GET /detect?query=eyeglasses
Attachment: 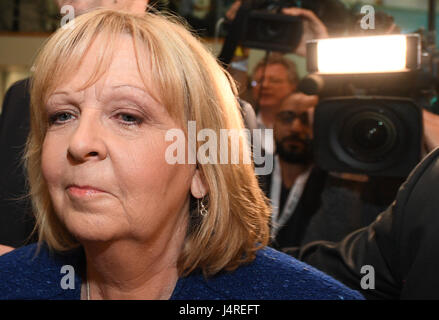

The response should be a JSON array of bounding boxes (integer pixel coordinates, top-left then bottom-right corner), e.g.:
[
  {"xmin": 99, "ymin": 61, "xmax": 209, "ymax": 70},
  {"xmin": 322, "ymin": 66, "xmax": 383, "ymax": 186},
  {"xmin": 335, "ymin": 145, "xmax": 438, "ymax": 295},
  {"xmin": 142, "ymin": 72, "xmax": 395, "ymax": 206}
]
[
  {"xmin": 276, "ymin": 111, "xmax": 309, "ymax": 125},
  {"xmin": 251, "ymin": 77, "xmax": 289, "ymax": 87}
]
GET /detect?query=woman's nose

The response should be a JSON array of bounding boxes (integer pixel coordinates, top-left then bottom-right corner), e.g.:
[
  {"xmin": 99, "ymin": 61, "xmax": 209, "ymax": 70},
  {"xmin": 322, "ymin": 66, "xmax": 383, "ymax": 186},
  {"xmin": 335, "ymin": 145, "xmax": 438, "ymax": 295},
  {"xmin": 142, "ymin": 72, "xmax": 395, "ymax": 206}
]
[{"xmin": 67, "ymin": 110, "xmax": 107, "ymax": 163}]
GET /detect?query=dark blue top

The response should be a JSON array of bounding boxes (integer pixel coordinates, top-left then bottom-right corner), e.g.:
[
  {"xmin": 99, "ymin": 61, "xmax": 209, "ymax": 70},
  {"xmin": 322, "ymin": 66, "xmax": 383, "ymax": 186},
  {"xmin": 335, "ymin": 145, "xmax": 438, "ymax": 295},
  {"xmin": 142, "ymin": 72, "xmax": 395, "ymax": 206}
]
[{"xmin": 0, "ymin": 243, "xmax": 363, "ymax": 300}]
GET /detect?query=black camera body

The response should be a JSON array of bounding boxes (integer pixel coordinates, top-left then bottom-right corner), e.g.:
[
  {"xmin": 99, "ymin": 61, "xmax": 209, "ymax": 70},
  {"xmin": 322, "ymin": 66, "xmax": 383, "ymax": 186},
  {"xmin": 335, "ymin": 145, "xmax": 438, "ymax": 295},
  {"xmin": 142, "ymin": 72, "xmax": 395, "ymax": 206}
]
[
  {"xmin": 238, "ymin": 0, "xmax": 305, "ymax": 53},
  {"xmin": 218, "ymin": 0, "xmax": 309, "ymax": 64},
  {"xmin": 241, "ymin": 10, "xmax": 303, "ymax": 52},
  {"xmin": 301, "ymin": 32, "xmax": 426, "ymax": 178},
  {"xmin": 313, "ymin": 97, "xmax": 423, "ymax": 177}
]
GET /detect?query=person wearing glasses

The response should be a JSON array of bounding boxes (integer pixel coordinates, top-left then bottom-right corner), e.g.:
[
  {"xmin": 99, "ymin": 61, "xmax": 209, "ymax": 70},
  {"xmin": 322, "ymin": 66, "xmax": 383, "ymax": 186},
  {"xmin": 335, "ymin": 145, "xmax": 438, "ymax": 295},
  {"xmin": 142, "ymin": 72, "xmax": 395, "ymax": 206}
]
[
  {"xmin": 259, "ymin": 92, "xmax": 327, "ymax": 249},
  {"xmin": 260, "ymin": 91, "xmax": 399, "ymax": 250},
  {"xmin": 250, "ymin": 55, "xmax": 300, "ymax": 130}
]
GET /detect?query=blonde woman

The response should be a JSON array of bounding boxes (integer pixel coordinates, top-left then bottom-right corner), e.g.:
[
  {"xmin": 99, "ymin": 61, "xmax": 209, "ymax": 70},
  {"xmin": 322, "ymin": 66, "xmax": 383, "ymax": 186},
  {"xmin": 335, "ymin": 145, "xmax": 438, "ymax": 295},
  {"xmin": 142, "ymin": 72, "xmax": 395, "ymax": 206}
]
[{"xmin": 0, "ymin": 10, "xmax": 362, "ymax": 300}]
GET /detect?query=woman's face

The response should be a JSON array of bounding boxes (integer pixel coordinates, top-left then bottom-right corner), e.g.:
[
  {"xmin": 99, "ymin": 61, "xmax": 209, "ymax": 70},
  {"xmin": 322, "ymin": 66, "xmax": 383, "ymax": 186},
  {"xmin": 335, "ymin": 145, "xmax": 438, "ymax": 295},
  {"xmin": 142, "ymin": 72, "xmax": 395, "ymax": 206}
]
[{"xmin": 42, "ymin": 35, "xmax": 199, "ymax": 244}]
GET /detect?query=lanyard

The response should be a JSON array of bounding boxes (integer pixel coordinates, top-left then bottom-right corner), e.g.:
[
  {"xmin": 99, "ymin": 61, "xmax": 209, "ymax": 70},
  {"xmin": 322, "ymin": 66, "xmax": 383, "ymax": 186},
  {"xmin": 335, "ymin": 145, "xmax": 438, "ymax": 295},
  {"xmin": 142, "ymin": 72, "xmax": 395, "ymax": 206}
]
[
  {"xmin": 269, "ymin": 156, "xmax": 312, "ymax": 239},
  {"xmin": 256, "ymin": 113, "xmax": 275, "ymax": 154}
]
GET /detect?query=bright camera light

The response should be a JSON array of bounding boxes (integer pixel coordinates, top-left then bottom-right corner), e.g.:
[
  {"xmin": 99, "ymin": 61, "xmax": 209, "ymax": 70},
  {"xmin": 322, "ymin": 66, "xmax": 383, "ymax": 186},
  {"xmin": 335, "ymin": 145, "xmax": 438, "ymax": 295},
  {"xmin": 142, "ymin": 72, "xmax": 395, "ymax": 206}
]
[{"xmin": 314, "ymin": 35, "xmax": 413, "ymax": 74}]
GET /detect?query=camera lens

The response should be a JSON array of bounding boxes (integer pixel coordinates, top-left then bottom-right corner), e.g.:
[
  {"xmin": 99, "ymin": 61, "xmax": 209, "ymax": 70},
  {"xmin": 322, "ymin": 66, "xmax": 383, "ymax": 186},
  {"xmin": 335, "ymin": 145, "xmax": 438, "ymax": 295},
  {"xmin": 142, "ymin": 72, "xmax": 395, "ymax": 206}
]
[
  {"xmin": 340, "ymin": 111, "xmax": 398, "ymax": 163},
  {"xmin": 353, "ymin": 118, "xmax": 388, "ymax": 149},
  {"xmin": 319, "ymin": 98, "xmax": 420, "ymax": 176},
  {"xmin": 259, "ymin": 21, "xmax": 284, "ymax": 40}
]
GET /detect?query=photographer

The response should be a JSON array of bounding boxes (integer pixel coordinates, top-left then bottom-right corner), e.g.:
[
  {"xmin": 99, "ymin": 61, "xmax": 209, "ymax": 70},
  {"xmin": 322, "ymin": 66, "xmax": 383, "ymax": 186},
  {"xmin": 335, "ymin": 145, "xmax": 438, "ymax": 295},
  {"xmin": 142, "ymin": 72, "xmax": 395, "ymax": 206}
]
[
  {"xmin": 287, "ymin": 138, "xmax": 439, "ymax": 299},
  {"xmin": 262, "ymin": 91, "xmax": 405, "ymax": 249},
  {"xmin": 251, "ymin": 55, "xmax": 299, "ymax": 129},
  {"xmin": 224, "ymin": 1, "xmax": 329, "ymax": 123},
  {"xmin": 224, "ymin": 2, "xmax": 328, "ymax": 57},
  {"xmin": 277, "ymin": 5, "xmax": 439, "ymax": 299}
]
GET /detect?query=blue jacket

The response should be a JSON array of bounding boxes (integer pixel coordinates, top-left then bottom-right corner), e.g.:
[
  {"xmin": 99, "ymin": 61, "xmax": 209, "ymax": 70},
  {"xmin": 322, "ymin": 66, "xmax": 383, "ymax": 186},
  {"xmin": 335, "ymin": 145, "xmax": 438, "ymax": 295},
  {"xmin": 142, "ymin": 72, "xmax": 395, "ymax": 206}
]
[{"xmin": 0, "ymin": 243, "xmax": 363, "ymax": 300}]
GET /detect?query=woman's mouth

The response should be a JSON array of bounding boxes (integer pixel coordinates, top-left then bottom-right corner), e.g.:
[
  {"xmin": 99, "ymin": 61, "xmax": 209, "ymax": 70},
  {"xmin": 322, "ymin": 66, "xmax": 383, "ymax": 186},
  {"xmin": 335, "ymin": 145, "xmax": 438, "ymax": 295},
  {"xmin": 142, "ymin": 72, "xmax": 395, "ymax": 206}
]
[{"xmin": 66, "ymin": 185, "xmax": 106, "ymax": 197}]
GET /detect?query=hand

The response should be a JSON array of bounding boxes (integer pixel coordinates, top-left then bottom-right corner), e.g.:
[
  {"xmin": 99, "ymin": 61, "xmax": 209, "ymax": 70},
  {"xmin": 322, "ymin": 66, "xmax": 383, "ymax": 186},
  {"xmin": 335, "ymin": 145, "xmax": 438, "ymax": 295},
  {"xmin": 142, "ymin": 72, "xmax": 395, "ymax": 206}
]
[
  {"xmin": 225, "ymin": 0, "xmax": 242, "ymax": 21},
  {"xmin": 286, "ymin": 92, "xmax": 319, "ymax": 125},
  {"xmin": 0, "ymin": 244, "xmax": 14, "ymax": 256},
  {"xmin": 423, "ymin": 109, "xmax": 439, "ymax": 153},
  {"xmin": 281, "ymin": 7, "xmax": 329, "ymax": 57}
]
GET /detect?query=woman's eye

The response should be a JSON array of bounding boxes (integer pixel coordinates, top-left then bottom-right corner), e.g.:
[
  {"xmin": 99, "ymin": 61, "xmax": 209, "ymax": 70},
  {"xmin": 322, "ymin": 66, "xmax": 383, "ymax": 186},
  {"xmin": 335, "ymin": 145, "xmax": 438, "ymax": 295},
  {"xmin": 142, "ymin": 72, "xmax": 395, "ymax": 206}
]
[
  {"xmin": 117, "ymin": 113, "xmax": 143, "ymax": 126},
  {"xmin": 49, "ymin": 112, "xmax": 74, "ymax": 125}
]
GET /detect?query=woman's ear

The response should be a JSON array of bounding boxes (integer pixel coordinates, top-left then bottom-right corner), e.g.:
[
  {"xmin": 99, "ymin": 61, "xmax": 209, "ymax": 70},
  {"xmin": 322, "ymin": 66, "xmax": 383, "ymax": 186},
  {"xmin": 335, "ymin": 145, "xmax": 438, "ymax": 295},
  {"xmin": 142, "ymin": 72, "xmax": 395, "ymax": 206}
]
[{"xmin": 190, "ymin": 168, "xmax": 209, "ymax": 199}]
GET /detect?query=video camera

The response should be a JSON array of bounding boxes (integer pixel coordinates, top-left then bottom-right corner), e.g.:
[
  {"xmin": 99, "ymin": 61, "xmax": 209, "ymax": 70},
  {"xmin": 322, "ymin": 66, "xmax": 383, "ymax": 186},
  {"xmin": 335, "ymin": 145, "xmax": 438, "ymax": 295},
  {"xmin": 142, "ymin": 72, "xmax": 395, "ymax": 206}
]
[
  {"xmin": 297, "ymin": 0, "xmax": 439, "ymax": 178},
  {"xmin": 218, "ymin": 0, "xmax": 349, "ymax": 65},
  {"xmin": 219, "ymin": 0, "xmax": 437, "ymax": 178},
  {"xmin": 239, "ymin": 0, "xmax": 303, "ymax": 53},
  {"xmin": 301, "ymin": 33, "xmax": 426, "ymax": 177}
]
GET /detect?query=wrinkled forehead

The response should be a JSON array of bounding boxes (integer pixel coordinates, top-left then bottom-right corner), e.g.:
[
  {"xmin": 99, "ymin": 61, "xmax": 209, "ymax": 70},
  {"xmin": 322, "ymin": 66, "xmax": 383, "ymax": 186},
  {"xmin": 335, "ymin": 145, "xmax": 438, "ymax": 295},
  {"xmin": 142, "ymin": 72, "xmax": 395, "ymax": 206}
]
[
  {"xmin": 253, "ymin": 63, "xmax": 288, "ymax": 79},
  {"xmin": 33, "ymin": 11, "xmax": 194, "ymax": 132},
  {"xmin": 44, "ymin": 32, "xmax": 159, "ymax": 105},
  {"xmin": 52, "ymin": 34, "xmax": 145, "ymax": 93}
]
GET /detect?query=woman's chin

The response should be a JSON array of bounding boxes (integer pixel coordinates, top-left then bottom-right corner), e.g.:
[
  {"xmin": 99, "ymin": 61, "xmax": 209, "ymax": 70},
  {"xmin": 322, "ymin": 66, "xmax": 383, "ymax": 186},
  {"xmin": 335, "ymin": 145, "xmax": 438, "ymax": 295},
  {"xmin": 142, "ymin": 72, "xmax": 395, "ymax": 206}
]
[
  {"xmin": 74, "ymin": 231, "xmax": 116, "ymax": 243},
  {"xmin": 62, "ymin": 215, "xmax": 124, "ymax": 243},
  {"xmin": 72, "ymin": 229, "xmax": 118, "ymax": 244}
]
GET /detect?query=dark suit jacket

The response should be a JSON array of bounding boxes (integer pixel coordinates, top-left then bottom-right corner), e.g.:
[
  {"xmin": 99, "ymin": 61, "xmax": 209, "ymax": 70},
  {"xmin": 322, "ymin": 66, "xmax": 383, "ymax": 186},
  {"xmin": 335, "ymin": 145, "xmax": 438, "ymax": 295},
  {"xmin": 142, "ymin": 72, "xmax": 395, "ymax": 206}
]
[
  {"xmin": 292, "ymin": 148, "xmax": 439, "ymax": 299},
  {"xmin": 259, "ymin": 163, "xmax": 403, "ymax": 250},
  {"xmin": 0, "ymin": 78, "xmax": 35, "ymax": 247},
  {"xmin": 259, "ymin": 166, "xmax": 328, "ymax": 249}
]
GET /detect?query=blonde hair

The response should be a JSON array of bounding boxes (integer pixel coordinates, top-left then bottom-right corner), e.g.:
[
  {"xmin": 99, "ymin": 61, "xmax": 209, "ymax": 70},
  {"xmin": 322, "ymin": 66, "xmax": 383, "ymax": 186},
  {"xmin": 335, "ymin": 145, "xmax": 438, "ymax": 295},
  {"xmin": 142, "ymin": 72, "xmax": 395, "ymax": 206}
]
[{"xmin": 26, "ymin": 9, "xmax": 270, "ymax": 277}]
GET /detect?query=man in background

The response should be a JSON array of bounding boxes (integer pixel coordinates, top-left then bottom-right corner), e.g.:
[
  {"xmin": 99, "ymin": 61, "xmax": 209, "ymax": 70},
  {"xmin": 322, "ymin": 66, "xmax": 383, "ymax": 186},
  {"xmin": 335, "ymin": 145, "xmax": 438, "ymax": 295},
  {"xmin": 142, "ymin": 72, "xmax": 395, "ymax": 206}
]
[
  {"xmin": 250, "ymin": 55, "xmax": 299, "ymax": 129},
  {"xmin": 289, "ymin": 123, "xmax": 439, "ymax": 299},
  {"xmin": 259, "ymin": 92, "xmax": 326, "ymax": 249},
  {"xmin": 262, "ymin": 92, "xmax": 402, "ymax": 249}
]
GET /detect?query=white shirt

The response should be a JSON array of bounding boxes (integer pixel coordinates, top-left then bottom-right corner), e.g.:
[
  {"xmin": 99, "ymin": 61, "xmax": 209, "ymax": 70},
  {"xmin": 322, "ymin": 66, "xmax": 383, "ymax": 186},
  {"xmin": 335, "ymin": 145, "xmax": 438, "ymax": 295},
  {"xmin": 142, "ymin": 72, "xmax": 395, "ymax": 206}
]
[{"xmin": 269, "ymin": 155, "xmax": 312, "ymax": 239}]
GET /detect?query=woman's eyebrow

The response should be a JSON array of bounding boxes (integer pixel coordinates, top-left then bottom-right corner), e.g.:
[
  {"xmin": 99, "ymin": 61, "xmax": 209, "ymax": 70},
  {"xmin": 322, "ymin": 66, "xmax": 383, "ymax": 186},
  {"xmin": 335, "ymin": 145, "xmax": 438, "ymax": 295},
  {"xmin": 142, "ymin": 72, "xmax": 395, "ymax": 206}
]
[
  {"xmin": 108, "ymin": 84, "xmax": 162, "ymax": 106},
  {"xmin": 48, "ymin": 91, "xmax": 72, "ymax": 99},
  {"xmin": 47, "ymin": 90, "xmax": 82, "ymax": 102},
  {"xmin": 46, "ymin": 91, "xmax": 75, "ymax": 105},
  {"xmin": 50, "ymin": 91, "xmax": 69, "ymax": 95}
]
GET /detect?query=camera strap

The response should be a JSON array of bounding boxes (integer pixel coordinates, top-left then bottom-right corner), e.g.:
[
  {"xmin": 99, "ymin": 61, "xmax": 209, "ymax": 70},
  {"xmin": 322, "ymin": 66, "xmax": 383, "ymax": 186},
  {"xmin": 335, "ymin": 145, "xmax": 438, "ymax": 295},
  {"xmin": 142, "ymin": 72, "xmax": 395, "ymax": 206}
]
[
  {"xmin": 217, "ymin": 1, "xmax": 252, "ymax": 66},
  {"xmin": 270, "ymin": 155, "xmax": 312, "ymax": 239}
]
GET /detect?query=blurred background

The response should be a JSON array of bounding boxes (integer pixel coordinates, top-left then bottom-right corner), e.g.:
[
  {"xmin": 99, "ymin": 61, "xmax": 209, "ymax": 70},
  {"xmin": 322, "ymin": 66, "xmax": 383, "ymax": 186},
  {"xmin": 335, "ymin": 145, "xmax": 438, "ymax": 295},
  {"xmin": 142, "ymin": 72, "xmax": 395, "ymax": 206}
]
[{"xmin": 0, "ymin": 0, "xmax": 438, "ymax": 108}]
